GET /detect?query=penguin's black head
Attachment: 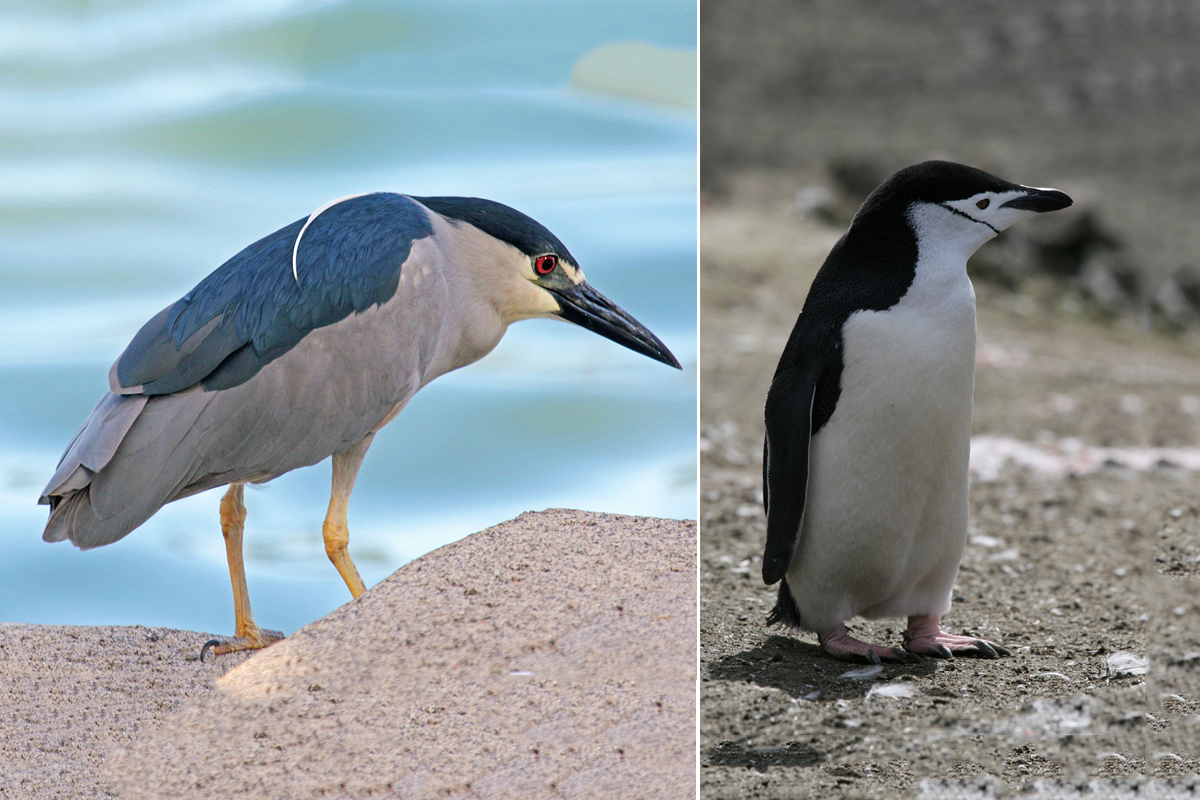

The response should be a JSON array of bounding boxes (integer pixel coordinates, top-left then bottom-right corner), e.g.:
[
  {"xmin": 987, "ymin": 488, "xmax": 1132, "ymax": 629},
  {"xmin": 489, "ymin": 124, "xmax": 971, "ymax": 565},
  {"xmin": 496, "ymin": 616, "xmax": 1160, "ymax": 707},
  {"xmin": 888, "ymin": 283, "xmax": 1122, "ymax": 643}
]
[{"xmin": 853, "ymin": 160, "xmax": 1072, "ymax": 237}]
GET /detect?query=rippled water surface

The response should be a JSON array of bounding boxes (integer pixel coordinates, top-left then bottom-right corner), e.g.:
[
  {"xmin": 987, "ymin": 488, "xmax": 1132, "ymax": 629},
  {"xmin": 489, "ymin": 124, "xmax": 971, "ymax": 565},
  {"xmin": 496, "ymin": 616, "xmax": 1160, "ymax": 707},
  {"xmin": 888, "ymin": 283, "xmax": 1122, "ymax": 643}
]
[{"xmin": 0, "ymin": 0, "xmax": 697, "ymax": 635}]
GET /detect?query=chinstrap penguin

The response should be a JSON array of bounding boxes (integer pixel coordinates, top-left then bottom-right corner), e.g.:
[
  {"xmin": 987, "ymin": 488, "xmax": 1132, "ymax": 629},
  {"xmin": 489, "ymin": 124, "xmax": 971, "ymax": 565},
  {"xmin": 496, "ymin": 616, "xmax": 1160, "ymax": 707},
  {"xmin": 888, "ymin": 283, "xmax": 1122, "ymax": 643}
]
[{"xmin": 761, "ymin": 160, "xmax": 1072, "ymax": 664}]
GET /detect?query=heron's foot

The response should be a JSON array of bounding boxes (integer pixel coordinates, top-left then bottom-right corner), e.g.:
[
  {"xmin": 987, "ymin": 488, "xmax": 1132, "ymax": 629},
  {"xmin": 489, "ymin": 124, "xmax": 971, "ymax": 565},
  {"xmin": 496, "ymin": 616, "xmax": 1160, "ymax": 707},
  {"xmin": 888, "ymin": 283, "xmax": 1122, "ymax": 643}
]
[
  {"xmin": 199, "ymin": 626, "xmax": 285, "ymax": 662},
  {"xmin": 902, "ymin": 615, "xmax": 1010, "ymax": 659},
  {"xmin": 818, "ymin": 624, "xmax": 920, "ymax": 664}
]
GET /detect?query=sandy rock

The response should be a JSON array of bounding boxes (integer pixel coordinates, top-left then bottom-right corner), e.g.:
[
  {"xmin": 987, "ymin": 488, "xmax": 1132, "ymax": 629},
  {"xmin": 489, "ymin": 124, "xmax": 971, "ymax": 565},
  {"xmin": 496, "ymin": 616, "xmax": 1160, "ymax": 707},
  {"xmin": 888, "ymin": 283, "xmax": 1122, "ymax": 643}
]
[
  {"xmin": 0, "ymin": 624, "xmax": 251, "ymax": 800},
  {"xmin": 2, "ymin": 509, "xmax": 697, "ymax": 799}
]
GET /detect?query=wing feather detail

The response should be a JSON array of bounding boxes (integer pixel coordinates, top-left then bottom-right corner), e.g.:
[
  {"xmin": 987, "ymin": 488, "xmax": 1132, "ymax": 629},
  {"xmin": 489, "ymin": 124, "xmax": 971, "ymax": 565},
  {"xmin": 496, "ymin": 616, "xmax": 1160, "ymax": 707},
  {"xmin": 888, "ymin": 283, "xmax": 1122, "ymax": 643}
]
[{"xmin": 112, "ymin": 193, "xmax": 434, "ymax": 396}]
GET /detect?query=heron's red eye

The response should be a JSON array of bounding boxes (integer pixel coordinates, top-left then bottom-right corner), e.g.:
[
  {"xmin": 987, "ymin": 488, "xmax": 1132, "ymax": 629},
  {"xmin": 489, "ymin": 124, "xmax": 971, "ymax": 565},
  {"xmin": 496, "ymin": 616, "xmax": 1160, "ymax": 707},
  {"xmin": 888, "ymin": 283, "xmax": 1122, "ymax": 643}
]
[{"xmin": 534, "ymin": 255, "xmax": 557, "ymax": 275}]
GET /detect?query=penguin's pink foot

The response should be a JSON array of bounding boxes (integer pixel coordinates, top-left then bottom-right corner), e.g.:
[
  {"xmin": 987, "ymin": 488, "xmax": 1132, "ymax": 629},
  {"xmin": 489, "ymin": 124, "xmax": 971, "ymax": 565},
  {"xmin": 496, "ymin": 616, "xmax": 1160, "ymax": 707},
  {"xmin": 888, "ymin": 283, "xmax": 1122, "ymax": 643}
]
[
  {"xmin": 902, "ymin": 615, "xmax": 1010, "ymax": 659},
  {"xmin": 818, "ymin": 624, "xmax": 921, "ymax": 664}
]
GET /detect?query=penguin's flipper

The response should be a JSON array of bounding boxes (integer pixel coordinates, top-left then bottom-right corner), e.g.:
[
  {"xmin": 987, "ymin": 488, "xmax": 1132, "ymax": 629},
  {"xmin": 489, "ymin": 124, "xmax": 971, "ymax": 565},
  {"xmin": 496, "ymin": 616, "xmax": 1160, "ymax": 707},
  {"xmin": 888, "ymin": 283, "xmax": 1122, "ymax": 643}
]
[{"xmin": 762, "ymin": 359, "xmax": 821, "ymax": 585}]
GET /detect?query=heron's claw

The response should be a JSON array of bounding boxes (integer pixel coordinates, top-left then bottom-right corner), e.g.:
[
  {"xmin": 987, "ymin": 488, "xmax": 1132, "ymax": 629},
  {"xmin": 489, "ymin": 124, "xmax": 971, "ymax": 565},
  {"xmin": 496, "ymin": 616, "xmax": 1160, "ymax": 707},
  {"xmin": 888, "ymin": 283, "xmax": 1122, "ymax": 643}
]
[
  {"xmin": 199, "ymin": 638, "xmax": 222, "ymax": 662},
  {"xmin": 198, "ymin": 627, "xmax": 285, "ymax": 662}
]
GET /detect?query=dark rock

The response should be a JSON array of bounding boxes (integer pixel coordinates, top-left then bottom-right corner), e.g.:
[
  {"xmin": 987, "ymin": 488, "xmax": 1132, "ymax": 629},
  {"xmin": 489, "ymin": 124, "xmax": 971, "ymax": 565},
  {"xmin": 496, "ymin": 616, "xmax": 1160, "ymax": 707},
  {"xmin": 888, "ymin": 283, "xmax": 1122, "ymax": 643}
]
[{"xmin": 1152, "ymin": 264, "xmax": 1200, "ymax": 330}]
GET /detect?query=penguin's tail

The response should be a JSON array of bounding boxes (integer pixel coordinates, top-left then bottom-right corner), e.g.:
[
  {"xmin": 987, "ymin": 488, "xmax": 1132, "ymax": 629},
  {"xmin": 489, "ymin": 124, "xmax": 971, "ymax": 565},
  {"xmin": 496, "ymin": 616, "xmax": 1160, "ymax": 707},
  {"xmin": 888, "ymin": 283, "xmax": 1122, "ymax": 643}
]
[{"xmin": 766, "ymin": 577, "xmax": 804, "ymax": 629}]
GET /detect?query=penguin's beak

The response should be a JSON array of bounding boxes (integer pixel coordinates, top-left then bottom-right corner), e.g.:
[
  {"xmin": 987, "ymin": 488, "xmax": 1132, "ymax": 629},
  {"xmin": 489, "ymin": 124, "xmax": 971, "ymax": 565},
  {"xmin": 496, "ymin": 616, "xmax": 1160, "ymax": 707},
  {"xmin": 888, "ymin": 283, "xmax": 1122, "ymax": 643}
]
[
  {"xmin": 1002, "ymin": 187, "xmax": 1073, "ymax": 213},
  {"xmin": 550, "ymin": 281, "xmax": 681, "ymax": 369}
]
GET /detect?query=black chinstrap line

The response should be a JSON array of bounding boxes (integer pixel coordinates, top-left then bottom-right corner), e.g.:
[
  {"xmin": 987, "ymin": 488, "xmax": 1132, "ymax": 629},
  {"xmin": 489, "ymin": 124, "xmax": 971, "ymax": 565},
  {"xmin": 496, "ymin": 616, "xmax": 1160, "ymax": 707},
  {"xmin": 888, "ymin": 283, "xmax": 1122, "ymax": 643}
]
[{"xmin": 937, "ymin": 202, "xmax": 1000, "ymax": 235}]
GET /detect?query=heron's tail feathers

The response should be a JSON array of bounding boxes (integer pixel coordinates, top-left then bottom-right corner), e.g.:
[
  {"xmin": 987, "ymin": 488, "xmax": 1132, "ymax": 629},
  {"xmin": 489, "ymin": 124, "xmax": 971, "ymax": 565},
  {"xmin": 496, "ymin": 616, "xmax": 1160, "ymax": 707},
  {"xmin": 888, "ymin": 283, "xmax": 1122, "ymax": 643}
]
[
  {"xmin": 41, "ymin": 388, "xmax": 230, "ymax": 548},
  {"xmin": 42, "ymin": 489, "xmax": 106, "ymax": 548},
  {"xmin": 41, "ymin": 392, "xmax": 151, "ymax": 549}
]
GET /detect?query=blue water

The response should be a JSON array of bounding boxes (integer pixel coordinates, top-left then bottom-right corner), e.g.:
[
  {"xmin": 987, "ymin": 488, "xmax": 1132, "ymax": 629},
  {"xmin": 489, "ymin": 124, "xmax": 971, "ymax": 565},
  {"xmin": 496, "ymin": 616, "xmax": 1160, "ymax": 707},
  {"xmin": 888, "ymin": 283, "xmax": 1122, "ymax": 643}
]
[{"xmin": 0, "ymin": 0, "xmax": 696, "ymax": 636}]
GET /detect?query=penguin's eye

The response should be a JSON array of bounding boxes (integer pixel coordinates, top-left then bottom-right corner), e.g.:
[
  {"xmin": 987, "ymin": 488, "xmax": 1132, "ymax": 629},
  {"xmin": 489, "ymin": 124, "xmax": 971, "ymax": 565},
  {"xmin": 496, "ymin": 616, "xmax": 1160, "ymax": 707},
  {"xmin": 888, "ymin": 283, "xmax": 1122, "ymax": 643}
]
[
  {"xmin": 534, "ymin": 255, "xmax": 557, "ymax": 275},
  {"xmin": 976, "ymin": 198, "xmax": 990, "ymax": 210}
]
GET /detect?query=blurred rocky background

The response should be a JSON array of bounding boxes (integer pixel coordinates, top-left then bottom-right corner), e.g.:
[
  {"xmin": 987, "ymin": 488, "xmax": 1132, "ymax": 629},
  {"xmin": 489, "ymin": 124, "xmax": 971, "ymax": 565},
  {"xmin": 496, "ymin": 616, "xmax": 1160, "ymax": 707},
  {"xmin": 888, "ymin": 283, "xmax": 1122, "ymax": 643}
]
[{"xmin": 702, "ymin": 0, "xmax": 1200, "ymax": 336}]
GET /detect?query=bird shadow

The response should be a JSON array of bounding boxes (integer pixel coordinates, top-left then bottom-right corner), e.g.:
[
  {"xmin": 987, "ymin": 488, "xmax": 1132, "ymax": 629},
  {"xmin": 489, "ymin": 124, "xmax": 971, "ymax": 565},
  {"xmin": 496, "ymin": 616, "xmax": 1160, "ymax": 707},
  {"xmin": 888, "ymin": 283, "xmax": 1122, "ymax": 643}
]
[
  {"xmin": 706, "ymin": 739, "xmax": 824, "ymax": 772},
  {"xmin": 706, "ymin": 634, "xmax": 941, "ymax": 700}
]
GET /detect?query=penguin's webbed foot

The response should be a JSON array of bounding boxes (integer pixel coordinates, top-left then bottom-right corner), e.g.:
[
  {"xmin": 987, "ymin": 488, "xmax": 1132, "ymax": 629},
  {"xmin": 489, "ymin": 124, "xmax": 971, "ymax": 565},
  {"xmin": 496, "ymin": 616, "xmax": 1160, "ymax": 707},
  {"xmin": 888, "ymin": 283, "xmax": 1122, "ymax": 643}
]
[
  {"xmin": 902, "ymin": 615, "xmax": 1010, "ymax": 659},
  {"xmin": 818, "ymin": 624, "xmax": 921, "ymax": 664}
]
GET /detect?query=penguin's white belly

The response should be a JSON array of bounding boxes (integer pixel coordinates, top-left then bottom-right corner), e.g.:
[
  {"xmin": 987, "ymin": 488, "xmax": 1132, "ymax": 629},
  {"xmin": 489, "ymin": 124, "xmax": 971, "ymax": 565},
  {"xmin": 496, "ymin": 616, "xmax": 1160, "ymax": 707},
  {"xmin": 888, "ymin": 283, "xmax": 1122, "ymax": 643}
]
[{"xmin": 787, "ymin": 282, "xmax": 977, "ymax": 630}]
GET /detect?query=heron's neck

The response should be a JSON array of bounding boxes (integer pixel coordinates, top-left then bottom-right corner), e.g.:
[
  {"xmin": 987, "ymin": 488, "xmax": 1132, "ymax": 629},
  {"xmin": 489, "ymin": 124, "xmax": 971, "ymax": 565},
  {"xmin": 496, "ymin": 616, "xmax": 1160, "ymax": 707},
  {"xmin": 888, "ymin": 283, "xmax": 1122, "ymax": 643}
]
[{"xmin": 418, "ymin": 244, "xmax": 513, "ymax": 385}]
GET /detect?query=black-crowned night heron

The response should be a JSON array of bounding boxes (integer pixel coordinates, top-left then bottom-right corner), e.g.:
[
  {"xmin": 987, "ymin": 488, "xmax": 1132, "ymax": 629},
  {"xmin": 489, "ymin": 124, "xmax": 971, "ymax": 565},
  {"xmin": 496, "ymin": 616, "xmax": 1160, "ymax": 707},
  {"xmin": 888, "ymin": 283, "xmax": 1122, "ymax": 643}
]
[{"xmin": 40, "ymin": 192, "xmax": 680, "ymax": 658}]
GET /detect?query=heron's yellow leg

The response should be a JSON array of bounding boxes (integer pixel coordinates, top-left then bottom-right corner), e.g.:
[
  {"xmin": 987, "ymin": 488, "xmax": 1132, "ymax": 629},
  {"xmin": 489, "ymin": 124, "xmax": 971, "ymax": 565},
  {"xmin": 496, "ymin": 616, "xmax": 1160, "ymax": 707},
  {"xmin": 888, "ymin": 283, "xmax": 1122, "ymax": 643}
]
[
  {"xmin": 220, "ymin": 484, "xmax": 254, "ymax": 636},
  {"xmin": 322, "ymin": 488, "xmax": 366, "ymax": 598},
  {"xmin": 200, "ymin": 484, "xmax": 283, "ymax": 660},
  {"xmin": 323, "ymin": 435, "xmax": 374, "ymax": 599}
]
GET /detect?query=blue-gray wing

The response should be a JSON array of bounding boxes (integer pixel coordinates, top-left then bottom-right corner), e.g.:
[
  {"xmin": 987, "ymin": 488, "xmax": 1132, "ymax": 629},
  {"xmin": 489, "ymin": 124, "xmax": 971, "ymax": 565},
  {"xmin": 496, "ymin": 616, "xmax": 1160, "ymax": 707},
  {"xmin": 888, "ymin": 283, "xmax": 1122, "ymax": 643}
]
[{"xmin": 112, "ymin": 192, "xmax": 434, "ymax": 395}]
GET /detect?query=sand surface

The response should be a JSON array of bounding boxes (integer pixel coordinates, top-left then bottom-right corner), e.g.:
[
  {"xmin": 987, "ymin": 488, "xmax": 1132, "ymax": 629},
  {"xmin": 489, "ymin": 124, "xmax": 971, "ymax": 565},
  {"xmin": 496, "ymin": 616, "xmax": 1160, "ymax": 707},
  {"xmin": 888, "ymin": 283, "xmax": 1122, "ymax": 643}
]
[{"xmin": 1, "ymin": 509, "xmax": 697, "ymax": 799}]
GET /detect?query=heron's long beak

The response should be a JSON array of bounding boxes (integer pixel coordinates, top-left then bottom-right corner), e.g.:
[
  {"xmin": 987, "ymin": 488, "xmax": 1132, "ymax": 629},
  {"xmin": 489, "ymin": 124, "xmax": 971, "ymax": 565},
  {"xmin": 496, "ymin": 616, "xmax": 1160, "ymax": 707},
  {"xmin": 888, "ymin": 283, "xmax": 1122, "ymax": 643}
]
[{"xmin": 550, "ymin": 282, "xmax": 681, "ymax": 369}]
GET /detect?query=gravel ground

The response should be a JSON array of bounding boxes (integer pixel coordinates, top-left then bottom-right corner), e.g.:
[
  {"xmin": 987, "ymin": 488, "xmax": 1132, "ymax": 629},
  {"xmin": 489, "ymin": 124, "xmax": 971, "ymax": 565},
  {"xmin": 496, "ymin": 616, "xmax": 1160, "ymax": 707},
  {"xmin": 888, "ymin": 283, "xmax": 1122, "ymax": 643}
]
[{"xmin": 699, "ymin": 206, "xmax": 1200, "ymax": 799}]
